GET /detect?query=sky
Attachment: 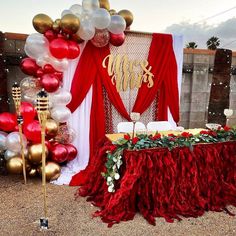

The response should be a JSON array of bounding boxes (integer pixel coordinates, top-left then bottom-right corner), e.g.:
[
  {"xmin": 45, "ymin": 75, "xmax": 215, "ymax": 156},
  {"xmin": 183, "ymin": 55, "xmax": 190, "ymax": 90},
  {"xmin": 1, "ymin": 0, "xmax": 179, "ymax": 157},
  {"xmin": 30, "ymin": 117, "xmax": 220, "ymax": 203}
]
[{"xmin": 1, "ymin": 0, "xmax": 236, "ymax": 49}]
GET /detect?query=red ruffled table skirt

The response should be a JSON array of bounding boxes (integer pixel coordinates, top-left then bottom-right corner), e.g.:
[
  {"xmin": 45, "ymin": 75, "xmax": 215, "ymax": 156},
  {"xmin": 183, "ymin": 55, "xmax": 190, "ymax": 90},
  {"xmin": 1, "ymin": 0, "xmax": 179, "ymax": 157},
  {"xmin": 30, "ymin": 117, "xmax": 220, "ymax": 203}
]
[{"xmin": 70, "ymin": 138, "xmax": 236, "ymax": 227}]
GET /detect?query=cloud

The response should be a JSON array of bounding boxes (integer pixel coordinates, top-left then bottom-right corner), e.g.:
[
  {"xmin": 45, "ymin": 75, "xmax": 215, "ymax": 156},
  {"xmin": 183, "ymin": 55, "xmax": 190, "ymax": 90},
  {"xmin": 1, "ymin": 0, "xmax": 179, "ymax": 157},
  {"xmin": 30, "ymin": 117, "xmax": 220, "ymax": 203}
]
[{"xmin": 164, "ymin": 18, "xmax": 236, "ymax": 50}]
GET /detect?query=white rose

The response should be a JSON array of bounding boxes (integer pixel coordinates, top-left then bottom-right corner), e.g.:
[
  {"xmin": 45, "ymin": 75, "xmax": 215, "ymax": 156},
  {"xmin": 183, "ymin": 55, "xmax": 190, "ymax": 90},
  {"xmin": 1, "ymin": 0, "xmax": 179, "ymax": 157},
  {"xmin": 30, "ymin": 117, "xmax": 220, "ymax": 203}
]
[
  {"xmin": 107, "ymin": 176, "xmax": 112, "ymax": 182},
  {"xmin": 117, "ymin": 160, "xmax": 123, "ymax": 168},
  {"xmin": 113, "ymin": 157, "xmax": 117, "ymax": 162},
  {"xmin": 114, "ymin": 173, "xmax": 120, "ymax": 180},
  {"xmin": 108, "ymin": 186, "xmax": 114, "ymax": 192}
]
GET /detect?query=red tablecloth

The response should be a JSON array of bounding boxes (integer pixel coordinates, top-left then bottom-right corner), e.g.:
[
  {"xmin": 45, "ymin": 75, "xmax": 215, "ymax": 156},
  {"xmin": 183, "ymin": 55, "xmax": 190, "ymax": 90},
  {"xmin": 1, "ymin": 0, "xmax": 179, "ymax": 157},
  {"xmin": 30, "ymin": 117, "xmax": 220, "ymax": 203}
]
[{"xmin": 70, "ymin": 138, "xmax": 236, "ymax": 227}]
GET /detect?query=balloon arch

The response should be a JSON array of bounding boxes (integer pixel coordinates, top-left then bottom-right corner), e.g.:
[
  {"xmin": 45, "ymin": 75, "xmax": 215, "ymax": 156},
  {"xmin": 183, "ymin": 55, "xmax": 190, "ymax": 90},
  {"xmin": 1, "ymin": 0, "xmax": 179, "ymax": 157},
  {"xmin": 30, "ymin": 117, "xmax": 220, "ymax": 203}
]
[{"xmin": 0, "ymin": 0, "xmax": 134, "ymax": 180}]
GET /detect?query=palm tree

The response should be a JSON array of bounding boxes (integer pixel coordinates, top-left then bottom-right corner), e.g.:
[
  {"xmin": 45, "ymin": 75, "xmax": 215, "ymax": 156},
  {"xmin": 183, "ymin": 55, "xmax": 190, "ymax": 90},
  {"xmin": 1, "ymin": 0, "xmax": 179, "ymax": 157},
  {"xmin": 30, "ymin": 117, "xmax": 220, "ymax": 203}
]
[
  {"xmin": 206, "ymin": 36, "xmax": 220, "ymax": 50},
  {"xmin": 186, "ymin": 42, "xmax": 198, "ymax": 49}
]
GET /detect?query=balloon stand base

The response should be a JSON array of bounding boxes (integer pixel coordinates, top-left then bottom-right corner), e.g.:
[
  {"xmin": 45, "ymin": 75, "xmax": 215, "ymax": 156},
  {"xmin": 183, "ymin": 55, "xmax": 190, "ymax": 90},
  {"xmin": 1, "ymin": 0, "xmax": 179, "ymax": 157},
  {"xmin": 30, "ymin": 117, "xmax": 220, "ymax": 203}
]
[{"xmin": 40, "ymin": 218, "xmax": 48, "ymax": 229}]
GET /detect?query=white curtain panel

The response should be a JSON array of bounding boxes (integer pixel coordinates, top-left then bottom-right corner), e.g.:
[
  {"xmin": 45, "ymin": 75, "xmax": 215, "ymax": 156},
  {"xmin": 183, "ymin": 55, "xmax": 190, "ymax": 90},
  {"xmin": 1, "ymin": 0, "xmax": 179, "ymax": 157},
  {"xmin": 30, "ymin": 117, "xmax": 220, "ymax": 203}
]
[
  {"xmin": 51, "ymin": 43, "xmax": 93, "ymax": 185},
  {"xmin": 52, "ymin": 34, "xmax": 183, "ymax": 185},
  {"xmin": 168, "ymin": 35, "xmax": 184, "ymax": 128}
]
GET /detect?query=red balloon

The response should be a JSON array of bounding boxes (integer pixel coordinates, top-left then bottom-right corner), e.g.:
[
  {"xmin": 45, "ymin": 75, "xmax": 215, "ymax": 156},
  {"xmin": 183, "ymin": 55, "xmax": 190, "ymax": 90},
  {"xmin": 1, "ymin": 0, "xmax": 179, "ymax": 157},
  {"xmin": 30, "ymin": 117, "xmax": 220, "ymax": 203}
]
[
  {"xmin": 36, "ymin": 68, "xmax": 44, "ymax": 78},
  {"xmin": 44, "ymin": 30, "xmax": 57, "ymax": 42},
  {"xmin": 23, "ymin": 120, "xmax": 41, "ymax": 143},
  {"xmin": 0, "ymin": 113, "xmax": 17, "ymax": 132},
  {"xmin": 45, "ymin": 140, "xmax": 52, "ymax": 151},
  {"xmin": 20, "ymin": 58, "xmax": 40, "ymax": 76},
  {"xmin": 65, "ymin": 144, "xmax": 78, "ymax": 161},
  {"xmin": 51, "ymin": 144, "xmax": 68, "ymax": 163},
  {"xmin": 67, "ymin": 41, "xmax": 80, "ymax": 59},
  {"xmin": 20, "ymin": 102, "xmax": 36, "ymax": 124},
  {"xmin": 49, "ymin": 38, "xmax": 69, "ymax": 59},
  {"xmin": 57, "ymin": 33, "xmax": 67, "ymax": 40},
  {"xmin": 43, "ymin": 64, "xmax": 55, "ymax": 74},
  {"xmin": 109, "ymin": 32, "xmax": 125, "ymax": 47},
  {"xmin": 53, "ymin": 71, "xmax": 63, "ymax": 81},
  {"xmin": 40, "ymin": 74, "xmax": 60, "ymax": 93}
]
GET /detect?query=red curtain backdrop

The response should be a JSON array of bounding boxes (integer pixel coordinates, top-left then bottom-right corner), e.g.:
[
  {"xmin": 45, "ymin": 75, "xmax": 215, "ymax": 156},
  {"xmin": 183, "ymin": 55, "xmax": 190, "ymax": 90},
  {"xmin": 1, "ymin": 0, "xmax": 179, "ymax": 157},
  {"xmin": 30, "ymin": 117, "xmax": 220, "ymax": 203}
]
[
  {"xmin": 67, "ymin": 33, "xmax": 179, "ymax": 167},
  {"xmin": 133, "ymin": 33, "xmax": 179, "ymax": 122}
]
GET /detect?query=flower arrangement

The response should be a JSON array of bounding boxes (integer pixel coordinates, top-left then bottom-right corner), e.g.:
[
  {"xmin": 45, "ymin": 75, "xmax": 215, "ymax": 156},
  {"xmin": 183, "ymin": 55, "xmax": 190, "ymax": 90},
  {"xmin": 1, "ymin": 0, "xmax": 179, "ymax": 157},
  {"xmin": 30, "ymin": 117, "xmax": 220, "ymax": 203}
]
[{"xmin": 102, "ymin": 126, "xmax": 236, "ymax": 192}]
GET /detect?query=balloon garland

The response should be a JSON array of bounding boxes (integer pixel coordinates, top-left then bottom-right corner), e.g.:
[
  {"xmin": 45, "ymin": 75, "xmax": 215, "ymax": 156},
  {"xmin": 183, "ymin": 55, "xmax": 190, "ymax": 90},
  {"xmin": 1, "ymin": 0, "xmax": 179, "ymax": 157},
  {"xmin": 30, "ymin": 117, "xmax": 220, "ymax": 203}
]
[{"xmin": 0, "ymin": 0, "xmax": 134, "ymax": 182}]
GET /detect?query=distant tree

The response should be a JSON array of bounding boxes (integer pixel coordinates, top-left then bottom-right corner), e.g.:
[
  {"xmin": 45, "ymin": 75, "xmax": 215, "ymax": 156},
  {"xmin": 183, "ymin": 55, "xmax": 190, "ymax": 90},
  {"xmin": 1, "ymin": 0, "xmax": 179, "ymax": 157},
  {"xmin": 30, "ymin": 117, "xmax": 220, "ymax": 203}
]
[
  {"xmin": 206, "ymin": 36, "xmax": 220, "ymax": 50},
  {"xmin": 186, "ymin": 42, "xmax": 198, "ymax": 49}
]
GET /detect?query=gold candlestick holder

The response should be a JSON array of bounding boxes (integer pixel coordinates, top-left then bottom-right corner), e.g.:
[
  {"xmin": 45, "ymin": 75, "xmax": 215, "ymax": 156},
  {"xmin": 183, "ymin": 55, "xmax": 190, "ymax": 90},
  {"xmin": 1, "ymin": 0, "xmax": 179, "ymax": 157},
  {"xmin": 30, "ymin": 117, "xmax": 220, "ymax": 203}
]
[
  {"xmin": 12, "ymin": 82, "xmax": 27, "ymax": 185},
  {"xmin": 36, "ymin": 89, "xmax": 49, "ymax": 229},
  {"xmin": 130, "ymin": 112, "xmax": 141, "ymax": 139},
  {"xmin": 224, "ymin": 109, "xmax": 233, "ymax": 126}
]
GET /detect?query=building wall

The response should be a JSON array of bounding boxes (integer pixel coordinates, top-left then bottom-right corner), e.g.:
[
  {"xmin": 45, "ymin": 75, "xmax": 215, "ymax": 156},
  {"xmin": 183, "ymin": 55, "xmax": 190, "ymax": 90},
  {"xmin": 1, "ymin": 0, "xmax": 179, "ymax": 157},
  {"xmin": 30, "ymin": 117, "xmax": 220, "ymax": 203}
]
[
  {"xmin": 2, "ymin": 32, "xmax": 236, "ymax": 128},
  {"xmin": 180, "ymin": 49, "xmax": 236, "ymax": 128}
]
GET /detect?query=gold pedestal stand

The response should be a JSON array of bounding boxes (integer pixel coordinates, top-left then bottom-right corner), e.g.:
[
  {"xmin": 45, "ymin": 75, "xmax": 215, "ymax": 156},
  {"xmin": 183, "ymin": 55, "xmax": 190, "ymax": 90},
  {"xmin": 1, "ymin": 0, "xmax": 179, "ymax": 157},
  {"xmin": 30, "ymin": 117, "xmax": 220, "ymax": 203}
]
[{"xmin": 36, "ymin": 89, "xmax": 49, "ymax": 229}]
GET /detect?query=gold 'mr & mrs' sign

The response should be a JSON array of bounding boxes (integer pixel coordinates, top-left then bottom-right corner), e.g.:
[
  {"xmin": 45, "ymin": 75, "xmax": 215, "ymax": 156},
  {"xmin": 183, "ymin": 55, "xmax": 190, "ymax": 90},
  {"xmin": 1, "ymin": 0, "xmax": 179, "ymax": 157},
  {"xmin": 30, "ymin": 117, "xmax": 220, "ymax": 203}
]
[{"xmin": 102, "ymin": 54, "xmax": 154, "ymax": 92}]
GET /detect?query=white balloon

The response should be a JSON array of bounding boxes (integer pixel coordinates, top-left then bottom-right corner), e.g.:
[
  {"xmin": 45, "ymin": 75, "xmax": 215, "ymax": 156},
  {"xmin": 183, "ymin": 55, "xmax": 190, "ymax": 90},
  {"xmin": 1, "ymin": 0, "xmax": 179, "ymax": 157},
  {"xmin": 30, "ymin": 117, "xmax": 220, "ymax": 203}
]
[
  {"xmin": 108, "ymin": 15, "xmax": 126, "ymax": 34},
  {"xmin": 0, "ymin": 131, "xmax": 7, "ymax": 151},
  {"xmin": 4, "ymin": 149, "xmax": 28, "ymax": 161},
  {"xmin": 51, "ymin": 58, "xmax": 69, "ymax": 72},
  {"xmin": 50, "ymin": 89, "xmax": 72, "ymax": 106},
  {"xmin": 77, "ymin": 19, "xmax": 95, "ymax": 40},
  {"xmin": 82, "ymin": 0, "xmax": 99, "ymax": 12},
  {"xmin": 51, "ymin": 106, "xmax": 71, "ymax": 123},
  {"xmin": 24, "ymin": 33, "xmax": 49, "ymax": 59},
  {"xmin": 80, "ymin": 10, "xmax": 92, "ymax": 22},
  {"xmin": 92, "ymin": 8, "xmax": 111, "ymax": 29},
  {"xmin": 61, "ymin": 9, "xmax": 72, "ymax": 17},
  {"xmin": 4, "ymin": 150, "xmax": 18, "ymax": 161},
  {"xmin": 36, "ymin": 57, "xmax": 47, "ymax": 67},
  {"xmin": 69, "ymin": 4, "xmax": 83, "ymax": 17},
  {"xmin": 6, "ymin": 132, "xmax": 27, "ymax": 153}
]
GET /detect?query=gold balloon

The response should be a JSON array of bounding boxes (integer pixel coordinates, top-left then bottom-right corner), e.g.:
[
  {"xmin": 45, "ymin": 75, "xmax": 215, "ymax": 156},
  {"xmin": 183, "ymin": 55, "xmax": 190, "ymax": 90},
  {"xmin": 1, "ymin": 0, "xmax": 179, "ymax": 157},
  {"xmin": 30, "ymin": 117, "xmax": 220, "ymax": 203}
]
[
  {"xmin": 61, "ymin": 14, "xmax": 80, "ymax": 35},
  {"xmin": 37, "ymin": 162, "xmax": 61, "ymax": 181},
  {"xmin": 109, "ymin": 9, "xmax": 117, "ymax": 16},
  {"xmin": 32, "ymin": 14, "xmax": 53, "ymax": 34},
  {"xmin": 28, "ymin": 168, "xmax": 38, "ymax": 178},
  {"xmin": 25, "ymin": 159, "xmax": 32, "ymax": 171},
  {"xmin": 99, "ymin": 0, "xmax": 110, "ymax": 10},
  {"xmin": 118, "ymin": 10, "xmax": 134, "ymax": 28},
  {"xmin": 52, "ymin": 19, "xmax": 61, "ymax": 33},
  {"xmin": 46, "ymin": 119, "xmax": 59, "ymax": 138},
  {"xmin": 28, "ymin": 144, "xmax": 48, "ymax": 165},
  {"xmin": 55, "ymin": 19, "xmax": 61, "ymax": 26},
  {"xmin": 6, "ymin": 157, "xmax": 23, "ymax": 174}
]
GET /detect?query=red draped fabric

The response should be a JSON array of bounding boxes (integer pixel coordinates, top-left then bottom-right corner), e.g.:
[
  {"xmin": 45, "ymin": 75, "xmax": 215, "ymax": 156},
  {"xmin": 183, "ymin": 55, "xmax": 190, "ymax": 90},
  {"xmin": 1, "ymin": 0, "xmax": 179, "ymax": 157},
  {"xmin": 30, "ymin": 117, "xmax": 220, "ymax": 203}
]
[
  {"xmin": 133, "ymin": 33, "xmax": 179, "ymax": 122},
  {"xmin": 68, "ymin": 34, "xmax": 179, "ymax": 184},
  {"xmin": 70, "ymin": 139, "xmax": 236, "ymax": 227},
  {"xmin": 67, "ymin": 41, "xmax": 130, "ymax": 156}
]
